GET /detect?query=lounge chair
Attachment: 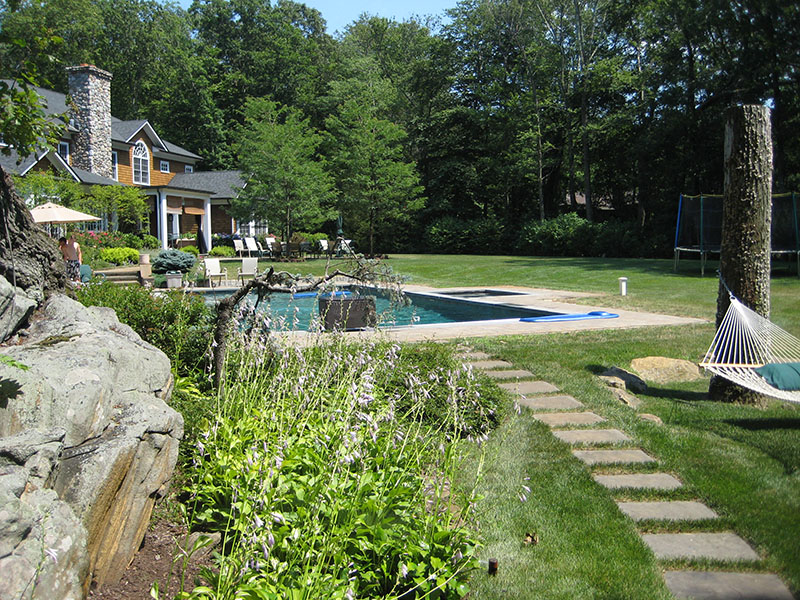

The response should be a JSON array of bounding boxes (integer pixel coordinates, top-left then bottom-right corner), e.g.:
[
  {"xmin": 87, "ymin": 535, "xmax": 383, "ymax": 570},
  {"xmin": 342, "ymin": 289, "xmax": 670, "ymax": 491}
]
[
  {"xmin": 233, "ymin": 238, "xmax": 247, "ymax": 257},
  {"xmin": 238, "ymin": 257, "xmax": 258, "ymax": 285},
  {"xmin": 256, "ymin": 240, "xmax": 268, "ymax": 257},
  {"xmin": 245, "ymin": 237, "xmax": 260, "ymax": 257},
  {"xmin": 204, "ymin": 258, "xmax": 228, "ymax": 288}
]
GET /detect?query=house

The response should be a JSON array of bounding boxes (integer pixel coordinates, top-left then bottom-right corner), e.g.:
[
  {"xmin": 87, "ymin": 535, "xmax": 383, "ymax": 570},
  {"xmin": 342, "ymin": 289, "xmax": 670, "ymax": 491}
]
[{"xmin": 0, "ymin": 64, "xmax": 246, "ymax": 250}]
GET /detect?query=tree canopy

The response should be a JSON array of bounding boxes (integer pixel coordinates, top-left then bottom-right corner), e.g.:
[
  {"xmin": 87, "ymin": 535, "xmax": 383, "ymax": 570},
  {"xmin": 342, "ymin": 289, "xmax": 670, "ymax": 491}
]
[{"xmin": 1, "ymin": 0, "xmax": 797, "ymax": 255}]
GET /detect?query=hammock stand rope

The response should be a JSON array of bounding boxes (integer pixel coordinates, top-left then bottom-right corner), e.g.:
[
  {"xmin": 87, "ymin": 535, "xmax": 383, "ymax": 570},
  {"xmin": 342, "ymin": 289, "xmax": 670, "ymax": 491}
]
[{"xmin": 701, "ymin": 289, "xmax": 800, "ymax": 403}]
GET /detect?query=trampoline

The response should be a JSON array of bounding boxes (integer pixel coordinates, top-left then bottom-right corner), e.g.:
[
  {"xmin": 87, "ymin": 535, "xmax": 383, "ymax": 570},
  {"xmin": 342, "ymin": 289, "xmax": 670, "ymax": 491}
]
[{"xmin": 673, "ymin": 193, "xmax": 799, "ymax": 276}]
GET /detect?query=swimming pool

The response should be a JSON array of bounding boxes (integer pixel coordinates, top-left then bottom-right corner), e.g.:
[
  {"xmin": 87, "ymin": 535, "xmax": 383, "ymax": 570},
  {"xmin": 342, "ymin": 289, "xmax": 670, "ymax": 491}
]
[{"xmin": 203, "ymin": 286, "xmax": 558, "ymax": 331}]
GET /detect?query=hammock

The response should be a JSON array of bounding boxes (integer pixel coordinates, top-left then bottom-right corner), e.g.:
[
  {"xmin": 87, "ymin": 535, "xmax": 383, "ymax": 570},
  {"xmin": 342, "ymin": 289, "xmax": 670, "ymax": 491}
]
[{"xmin": 701, "ymin": 295, "xmax": 800, "ymax": 403}]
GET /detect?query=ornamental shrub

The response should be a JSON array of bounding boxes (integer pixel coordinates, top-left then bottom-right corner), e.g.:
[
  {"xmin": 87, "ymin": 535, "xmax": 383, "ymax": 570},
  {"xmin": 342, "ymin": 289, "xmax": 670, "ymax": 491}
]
[
  {"xmin": 141, "ymin": 234, "xmax": 160, "ymax": 249},
  {"xmin": 209, "ymin": 245, "xmax": 235, "ymax": 257},
  {"xmin": 121, "ymin": 233, "xmax": 144, "ymax": 250},
  {"xmin": 181, "ymin": 245, "xmax": 200, "ymax": 257},
  {"xmin": 75, "ymin": 280, "xmax": 213, "ymax": 375},
  {"xmin": 152, "ymin": 249, "xmax": 196, "ymax": 273},
  {"xmin": 425, "ymin": 216, "xmax": 504, "ymax": 254},
  {"xmin": 99, "ymin": 246, "xmax": 140, "ymax": 265}
]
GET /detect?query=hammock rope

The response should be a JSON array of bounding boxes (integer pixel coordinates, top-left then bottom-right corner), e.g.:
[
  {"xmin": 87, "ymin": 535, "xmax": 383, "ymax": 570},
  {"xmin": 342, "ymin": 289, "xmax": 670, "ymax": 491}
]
[{"xmin": 701, "ymin": 292, "xmax": 800, "ymax": 402}]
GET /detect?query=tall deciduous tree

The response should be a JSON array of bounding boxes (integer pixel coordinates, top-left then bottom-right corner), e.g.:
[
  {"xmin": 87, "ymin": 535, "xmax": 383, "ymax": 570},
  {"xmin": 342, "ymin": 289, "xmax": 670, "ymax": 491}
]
[
  {"xmin": 235, "ymin": 98, "xmax": 333, "ymax": 241},
  {"xmin": 325, "ymin": 59, "xmax": 423, "ymax": 256}
]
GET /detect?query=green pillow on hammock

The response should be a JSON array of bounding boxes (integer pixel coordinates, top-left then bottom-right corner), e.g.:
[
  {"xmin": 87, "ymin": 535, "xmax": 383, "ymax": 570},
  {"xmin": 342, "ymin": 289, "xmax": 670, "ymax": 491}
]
[{"xmin": 754, "ymin": 362, "xmax": 800, "ymax": 391}]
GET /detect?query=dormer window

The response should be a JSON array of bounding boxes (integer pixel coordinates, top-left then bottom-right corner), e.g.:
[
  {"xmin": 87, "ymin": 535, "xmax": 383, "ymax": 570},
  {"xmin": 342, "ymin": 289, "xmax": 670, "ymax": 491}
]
[
  {"xmin": 132, "ymin": 141, "xmax": 150, "ymax": 185},
  {"xmin": 184, "ymin": 165, "xmax": 194, "ymax": 174},
  {"xmin": 160, "ymin": 160, "xmax": 170, "ymax": 173},
  {"xmin": 58, "ymin": 142, "xmax": 70, "ymax": 162}
]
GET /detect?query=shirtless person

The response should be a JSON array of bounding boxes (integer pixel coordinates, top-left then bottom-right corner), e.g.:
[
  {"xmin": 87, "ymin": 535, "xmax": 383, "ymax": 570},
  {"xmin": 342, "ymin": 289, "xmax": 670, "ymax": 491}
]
[{"xmin": 59, "ymin": 234, "xmax": 82, "ymax": 282}]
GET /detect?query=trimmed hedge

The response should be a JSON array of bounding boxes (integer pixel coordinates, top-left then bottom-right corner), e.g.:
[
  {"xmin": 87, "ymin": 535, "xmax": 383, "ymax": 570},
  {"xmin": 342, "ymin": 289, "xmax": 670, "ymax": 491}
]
[{"xmin": 99, "ymin": 246, "xmax": 140, "ymax": 265}]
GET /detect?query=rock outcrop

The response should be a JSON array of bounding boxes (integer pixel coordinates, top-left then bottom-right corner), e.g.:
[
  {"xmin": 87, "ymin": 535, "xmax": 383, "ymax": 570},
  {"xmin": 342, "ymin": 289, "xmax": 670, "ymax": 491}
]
[
  {"xmin": 0, "ymin": 167, "xmax": 65, "ymax": 302},
  {"xmin": 0, "ymin": 288, "xmax": 182, "ymax": 596},
  {"xmin": 630, "ymin": 356, "xmax": 704, "ymax": 384}
]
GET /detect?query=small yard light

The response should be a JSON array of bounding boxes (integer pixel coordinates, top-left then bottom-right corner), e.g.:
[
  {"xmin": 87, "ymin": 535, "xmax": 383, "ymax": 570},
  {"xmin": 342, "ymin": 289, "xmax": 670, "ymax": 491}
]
[
  {"xmin": 618, "ymin": 277, "xmax": 628, "ymax": 296},
  {"xmin": 488, "ymin": 558, "xmax": 498, "ymax": 575}
]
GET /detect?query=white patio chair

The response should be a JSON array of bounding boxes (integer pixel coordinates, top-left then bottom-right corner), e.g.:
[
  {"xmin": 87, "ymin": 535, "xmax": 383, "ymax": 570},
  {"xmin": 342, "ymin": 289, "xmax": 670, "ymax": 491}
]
[
  {"xmin": 245, "ymin": 237, "xmax": 259, "ymax": 257},
  {"xmin": 204, "ymin": 258, "xmax": 228, "ymax": 288},
  {"xmin": 238, "ymin": 257, "xmax": 259, "ymax": 285},
  {"xmin": 233, "ymin": 238, "xmax": 247, "ymax": 257}
]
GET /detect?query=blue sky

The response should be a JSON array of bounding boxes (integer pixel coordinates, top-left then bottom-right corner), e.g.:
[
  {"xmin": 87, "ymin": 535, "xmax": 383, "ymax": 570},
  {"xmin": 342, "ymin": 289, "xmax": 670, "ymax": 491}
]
[{"xmin": 176, "ymin": 0, "xmax": 458, "ymax": 35}]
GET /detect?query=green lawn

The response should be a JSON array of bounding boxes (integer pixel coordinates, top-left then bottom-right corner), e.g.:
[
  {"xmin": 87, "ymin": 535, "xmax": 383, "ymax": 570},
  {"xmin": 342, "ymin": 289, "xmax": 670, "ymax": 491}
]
[{"xmin": 249, "ymin": 253, "xmax": 800, "ymax": 597}]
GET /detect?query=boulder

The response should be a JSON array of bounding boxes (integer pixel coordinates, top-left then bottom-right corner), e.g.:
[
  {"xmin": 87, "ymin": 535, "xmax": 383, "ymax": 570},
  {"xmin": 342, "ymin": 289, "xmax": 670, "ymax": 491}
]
[
  {"xmin": 630, "ymin": 356, "xmax": 704, "ymax": 384},
  {"xmin": 0, "ymin": 293, "xmax": 182, "ymax": 591},
  {"xmin": 0, "ymin": 167, "xmax": 65, "ymax": 306},
  {"xmin": 0, "ymin": 276, "xmax": 37, "ymax": 343},
  {"xmin": 599, "ymin": 367, "xmax": 648, "ymax": 393},
  {"xmin": 0, "ymin": 429, "xmax": 88, "ymax": 600}
]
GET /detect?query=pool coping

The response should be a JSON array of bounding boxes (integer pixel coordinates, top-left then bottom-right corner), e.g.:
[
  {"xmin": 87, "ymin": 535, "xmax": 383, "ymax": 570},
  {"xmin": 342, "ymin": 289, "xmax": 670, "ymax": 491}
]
[{"xmin": 194, "ymin": 283, "xmax": 706, "ymax": 343}]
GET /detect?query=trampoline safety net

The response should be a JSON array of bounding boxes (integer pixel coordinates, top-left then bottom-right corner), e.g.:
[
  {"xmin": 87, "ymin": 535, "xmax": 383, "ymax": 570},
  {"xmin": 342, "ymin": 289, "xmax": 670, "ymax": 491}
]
[{"xmin": 674, "ymin": 193, "xmax": 799, "ymax": 275}]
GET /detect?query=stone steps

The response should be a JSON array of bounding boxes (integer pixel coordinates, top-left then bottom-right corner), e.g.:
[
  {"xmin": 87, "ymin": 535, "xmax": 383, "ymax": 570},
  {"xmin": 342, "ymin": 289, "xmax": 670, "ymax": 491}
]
[{"xmin": 616, "ymin": 501, "xmax": 718, "ymax": 522}]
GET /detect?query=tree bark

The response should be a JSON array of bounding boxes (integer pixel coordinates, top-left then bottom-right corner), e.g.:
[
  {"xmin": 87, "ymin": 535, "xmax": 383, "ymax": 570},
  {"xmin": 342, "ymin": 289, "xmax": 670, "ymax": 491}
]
[{"xmin": 709, "ymin": 105, "xmax": 772, "ymax": 403}]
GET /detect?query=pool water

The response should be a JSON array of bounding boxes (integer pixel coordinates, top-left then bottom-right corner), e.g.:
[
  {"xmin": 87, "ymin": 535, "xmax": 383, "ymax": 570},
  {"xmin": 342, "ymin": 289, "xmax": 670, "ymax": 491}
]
[{"xmin": 203, "ymin": 287, "xmax": 556, "ymax": 331}]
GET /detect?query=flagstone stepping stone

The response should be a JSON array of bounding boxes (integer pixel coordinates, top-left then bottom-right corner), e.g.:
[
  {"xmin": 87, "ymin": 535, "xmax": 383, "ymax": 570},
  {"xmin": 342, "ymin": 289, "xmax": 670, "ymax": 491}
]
[
  {"xmin": 519, "ymin": 395, "xmax": 583, "ymax": 410},
  {"xmin": 535, "ymin": 412, "xmax": 605, "ymax": 427},
  {"xmin": 641, "ymin": 533, "xmax": 759, "ymax": 562},
  {"xmin": 664, "ymin": 571, "xmax": 794, "ymax": 600},
  {"xmin": 470, "ymin": 360, "xmax": 513, "ymax": 369},
  {"xmin": 593, "ymin": 473, "xmax": 682, "ymax": 490},
  {"xmin": 498, "ymin": 380, "xmax": 560, "ymax": 394},
  {"xmin": 459, "ymin": 351, "xmax": 491, "ymax": 360},
  {"xmin": 617, "ymin": 501, "xmax": 718, "ymax": 522},
  {"xmin": 553, "ymin": 428, "xmax": 630, "ymax": 445},
  {"xmin": 573, "ymin": 449, "xmax": 656, "ymax": 465},
  {"xmin": 483, "ymin": 369, "xmax": 536, "ymax": 380}
]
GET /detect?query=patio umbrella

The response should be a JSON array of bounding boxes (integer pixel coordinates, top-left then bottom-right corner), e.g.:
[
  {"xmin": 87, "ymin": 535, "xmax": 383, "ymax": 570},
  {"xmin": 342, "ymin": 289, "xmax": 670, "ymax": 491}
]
[{"xmin": 29, "ymin": 202, "xmax": 101, "ymax": 225}]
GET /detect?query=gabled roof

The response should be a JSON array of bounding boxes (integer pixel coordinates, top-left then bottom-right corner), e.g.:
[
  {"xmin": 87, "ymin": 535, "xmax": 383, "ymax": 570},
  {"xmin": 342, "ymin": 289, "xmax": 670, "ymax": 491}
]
[
  {"xmin": 112, "ymin": 119, "xmax": 166, "ymax": 150},
  {"xmin": 169, "ymin": 171, "xmax": 246, "ymax": 200},
  {"xmin": 71, "ymin": 165, "xmax": 122, "ymax": 186}
]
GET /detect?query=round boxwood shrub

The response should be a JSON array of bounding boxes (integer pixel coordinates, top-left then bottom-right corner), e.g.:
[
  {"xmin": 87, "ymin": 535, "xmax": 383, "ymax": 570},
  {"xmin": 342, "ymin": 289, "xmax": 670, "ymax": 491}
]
[
  {"xmin": 152, "ymin": 249, "xmax": 196, "ymax": 273},
  {"xmin": 122, "ymin": 233, "xmax": 144, "ymax": 250},
  {"xmin": 99, "ymin": 246, "xmax": 140, "ymax": 265},
  {"xmin": 209, "ymin": 245, "xmax": 235, "ymax": 257},
  {"xmin": 141, "ymin": 234, "xmax": 160, "ymax": 249}
]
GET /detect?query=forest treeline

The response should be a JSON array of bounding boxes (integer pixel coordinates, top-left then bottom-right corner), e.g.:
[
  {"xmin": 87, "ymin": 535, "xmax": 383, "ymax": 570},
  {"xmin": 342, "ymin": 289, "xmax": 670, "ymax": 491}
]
[{"xmin": 2, "ymin": 0, "xmax": 798, "ymax": 256}]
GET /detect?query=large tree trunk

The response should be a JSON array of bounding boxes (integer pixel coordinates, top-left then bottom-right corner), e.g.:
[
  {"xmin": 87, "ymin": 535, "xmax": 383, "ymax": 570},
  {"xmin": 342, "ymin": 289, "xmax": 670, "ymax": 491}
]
[{"xmin": 709, "ymin": 105, "xmax": 772, "ymax": 404}]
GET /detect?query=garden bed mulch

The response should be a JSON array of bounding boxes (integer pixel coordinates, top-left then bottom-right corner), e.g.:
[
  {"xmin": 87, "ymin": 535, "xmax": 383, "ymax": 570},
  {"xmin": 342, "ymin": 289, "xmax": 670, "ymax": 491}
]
[{"xmin": 88, "ymin": 519, "xmax": 212, "ymax": 600}]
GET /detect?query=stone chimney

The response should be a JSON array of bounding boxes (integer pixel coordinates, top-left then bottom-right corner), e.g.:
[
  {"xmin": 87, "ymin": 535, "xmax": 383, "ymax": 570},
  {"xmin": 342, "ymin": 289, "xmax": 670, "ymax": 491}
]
[{"xmin": 66, "ymin": 65, "xmax": 113, "ymax": 179}]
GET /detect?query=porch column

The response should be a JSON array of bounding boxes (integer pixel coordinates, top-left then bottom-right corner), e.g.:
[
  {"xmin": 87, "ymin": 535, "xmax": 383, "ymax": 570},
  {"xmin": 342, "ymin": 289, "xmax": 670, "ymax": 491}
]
[
  {"xmin": 158, "ymin": 191, "xmax": 168, "ymax": 250},
  {"xmin": 203, "ymin": 196, "xmax": 212, "ymax": 250}
]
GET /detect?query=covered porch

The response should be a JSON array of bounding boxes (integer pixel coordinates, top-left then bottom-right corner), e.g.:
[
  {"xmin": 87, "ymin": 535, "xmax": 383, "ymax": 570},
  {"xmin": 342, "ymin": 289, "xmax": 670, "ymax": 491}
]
[{"xmin": 147, "ymin": 186, "xmax": 213, "ymax": 251}]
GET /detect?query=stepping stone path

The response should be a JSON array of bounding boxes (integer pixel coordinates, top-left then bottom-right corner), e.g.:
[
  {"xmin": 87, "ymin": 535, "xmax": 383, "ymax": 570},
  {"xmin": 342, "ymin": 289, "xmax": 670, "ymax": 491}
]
[
  {"xmin": 519, "ymin": 394, "xmax": 582, "ymax": 410},
  {"xmin": 469, "ymin": 360, "xmax": 513, "ymax": 369},
  {"xmin": 664, "ymin": 571, "xmax": 795, "ymax": 600},
  {"xmin": 460, "ymin": 349, "xmax": 794, "ymax": 600},
  {"xmin": 642, "ymin": 533, "xmax": 760, "ymax": 562},
  {"xmin": 482, "ymin": 369, "xmax": 538, "ymax": 380},
  {"xmin": 554, "ymin": 428, "xmax": 630, "ymax": 445},
  {"xmin": 572, "ymin": 449, "xmax": 656, "ymax": 465},
  {"xmin": 534, "ymin": 412, "xmax": 605, "ymax": 426},
  {"xmin": 498, "ymin": 380, "xmax": 560, "ymax": 395},
  {"xmin": 594, "ymin": 473, "xmax": 683, "ymax": 490},
  {"xmin": 617, "ymin": 501, "xmax": 718, "ymax": 522}
]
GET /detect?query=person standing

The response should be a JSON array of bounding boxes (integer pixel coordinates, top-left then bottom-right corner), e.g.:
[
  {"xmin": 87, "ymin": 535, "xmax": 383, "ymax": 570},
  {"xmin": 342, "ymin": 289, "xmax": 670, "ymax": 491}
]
[{"xmin": 59, "ymin": 233, "xmax": 82, "ymax": 282}]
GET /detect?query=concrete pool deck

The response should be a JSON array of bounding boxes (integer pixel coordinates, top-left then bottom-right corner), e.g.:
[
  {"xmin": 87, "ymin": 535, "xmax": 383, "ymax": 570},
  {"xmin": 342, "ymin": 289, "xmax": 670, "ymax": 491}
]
[{"xmin": 276, "ymin": 284, "xmax": 707, "ymax": 343}]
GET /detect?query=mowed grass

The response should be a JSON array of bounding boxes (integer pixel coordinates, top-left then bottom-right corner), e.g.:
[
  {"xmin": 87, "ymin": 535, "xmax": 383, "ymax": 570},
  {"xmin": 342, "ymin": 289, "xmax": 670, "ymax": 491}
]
[{"xmin": 254, "ymin": 253, "xmax": 800, "ymax": 597}]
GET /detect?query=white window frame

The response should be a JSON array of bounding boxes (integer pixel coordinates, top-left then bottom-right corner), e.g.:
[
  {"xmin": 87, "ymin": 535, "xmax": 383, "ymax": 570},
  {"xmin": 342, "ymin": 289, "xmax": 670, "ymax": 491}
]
[
  {"xmin": 184, "ymin": 165, "xmax": 194, "ymax": 174},
  {"xmin": 160, "ymin": 160, "xmax": 170, "ymax": 173},
  {"xmin": 132, "ymin": 141, "xmax": 150, "ymax": 185},
  {"xmin": 58, "ymin": 141, "xmax": 70, "ymax": 162},
  {"xmin": 111, "ymin": 151, "xmax": 118, "ymax": 180}
]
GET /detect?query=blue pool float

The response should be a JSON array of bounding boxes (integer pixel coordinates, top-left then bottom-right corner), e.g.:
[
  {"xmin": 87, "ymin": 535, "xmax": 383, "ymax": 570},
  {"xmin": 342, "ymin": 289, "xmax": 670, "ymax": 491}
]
[
  {"xmin": 292, "ymin": 290, "xmax": 352, "ymax": 299},
  {"xmin": 520, "ymin": 311, "xmax": 619, "ymax": 323}
]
